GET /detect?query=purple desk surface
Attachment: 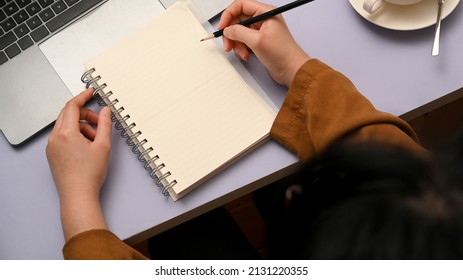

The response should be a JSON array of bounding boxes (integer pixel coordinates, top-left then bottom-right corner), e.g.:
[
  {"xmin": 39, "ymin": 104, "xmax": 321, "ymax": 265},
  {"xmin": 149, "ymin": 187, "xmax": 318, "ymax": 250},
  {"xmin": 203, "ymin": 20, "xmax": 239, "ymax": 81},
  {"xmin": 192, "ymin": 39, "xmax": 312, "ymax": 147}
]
[{"xmin": 1, "ymin": 0, "xmax": 462, "ymax": 259}]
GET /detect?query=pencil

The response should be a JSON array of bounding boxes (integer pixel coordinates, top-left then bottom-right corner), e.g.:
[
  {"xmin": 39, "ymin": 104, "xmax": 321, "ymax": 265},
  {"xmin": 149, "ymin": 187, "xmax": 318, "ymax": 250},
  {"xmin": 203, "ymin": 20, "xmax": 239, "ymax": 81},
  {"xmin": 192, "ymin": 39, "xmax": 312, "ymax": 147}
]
[{"xmin": 200, "ymin": 0, "xmax": 314, "ymax": 41}]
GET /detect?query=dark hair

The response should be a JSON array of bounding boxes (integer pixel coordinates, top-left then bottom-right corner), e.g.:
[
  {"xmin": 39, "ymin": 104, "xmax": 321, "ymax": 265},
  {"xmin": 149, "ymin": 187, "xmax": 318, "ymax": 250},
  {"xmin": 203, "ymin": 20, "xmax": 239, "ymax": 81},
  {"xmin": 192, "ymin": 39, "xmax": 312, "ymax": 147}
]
[{"xmin": 265, "ymin": 135, "xmax": 463, "ymax": 259}]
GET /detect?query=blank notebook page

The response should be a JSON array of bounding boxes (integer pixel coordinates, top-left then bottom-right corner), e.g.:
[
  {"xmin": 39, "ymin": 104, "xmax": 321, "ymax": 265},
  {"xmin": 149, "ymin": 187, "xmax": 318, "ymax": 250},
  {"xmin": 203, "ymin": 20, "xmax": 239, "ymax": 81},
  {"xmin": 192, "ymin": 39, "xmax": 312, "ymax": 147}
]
[{"xmin": 85, "ymin": 2, "xmax": 276, "ymax": 200}]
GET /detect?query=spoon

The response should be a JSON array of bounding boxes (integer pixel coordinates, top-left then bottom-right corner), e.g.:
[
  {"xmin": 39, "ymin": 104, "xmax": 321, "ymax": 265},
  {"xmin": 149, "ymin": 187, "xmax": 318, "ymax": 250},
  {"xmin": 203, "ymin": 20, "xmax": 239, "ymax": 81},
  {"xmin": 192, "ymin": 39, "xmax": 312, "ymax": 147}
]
[{"xmin": 432, "ymin": 0, "xmax": 444, "ymax": 56}]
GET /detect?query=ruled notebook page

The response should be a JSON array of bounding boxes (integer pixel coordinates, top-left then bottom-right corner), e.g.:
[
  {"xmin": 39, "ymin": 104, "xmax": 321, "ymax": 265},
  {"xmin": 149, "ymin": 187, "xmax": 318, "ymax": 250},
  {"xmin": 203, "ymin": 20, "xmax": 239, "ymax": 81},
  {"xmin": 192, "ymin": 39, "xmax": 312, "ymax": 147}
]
[{"xmin": 86, "ymin": 2, "xmax": 276, "ymax": 200}]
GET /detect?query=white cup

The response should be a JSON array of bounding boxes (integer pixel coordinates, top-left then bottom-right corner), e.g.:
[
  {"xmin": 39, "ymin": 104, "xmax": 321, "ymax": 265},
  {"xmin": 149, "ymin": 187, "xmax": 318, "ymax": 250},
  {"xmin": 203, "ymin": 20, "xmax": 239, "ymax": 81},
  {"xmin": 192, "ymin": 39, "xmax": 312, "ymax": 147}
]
[{"xmin": 363, "ymin": 0, "xmax": 423, "ymax": 14}]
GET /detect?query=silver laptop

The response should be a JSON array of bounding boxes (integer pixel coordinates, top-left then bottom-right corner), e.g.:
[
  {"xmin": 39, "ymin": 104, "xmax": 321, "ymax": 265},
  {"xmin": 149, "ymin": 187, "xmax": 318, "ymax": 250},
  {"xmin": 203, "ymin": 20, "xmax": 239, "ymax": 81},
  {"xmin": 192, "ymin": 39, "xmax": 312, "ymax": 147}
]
[{"xmin": 0, "ymin": 0, "xmax": 231, "ymax": 146}]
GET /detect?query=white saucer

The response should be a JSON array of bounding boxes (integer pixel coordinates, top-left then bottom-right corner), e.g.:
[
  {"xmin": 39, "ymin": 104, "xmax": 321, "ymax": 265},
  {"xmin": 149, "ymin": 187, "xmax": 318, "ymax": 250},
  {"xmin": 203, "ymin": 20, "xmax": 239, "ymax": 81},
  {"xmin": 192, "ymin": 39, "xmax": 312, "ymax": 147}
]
[{"xmin": 349, "ymin": 0, "xmax": 460, "ymax": 31}]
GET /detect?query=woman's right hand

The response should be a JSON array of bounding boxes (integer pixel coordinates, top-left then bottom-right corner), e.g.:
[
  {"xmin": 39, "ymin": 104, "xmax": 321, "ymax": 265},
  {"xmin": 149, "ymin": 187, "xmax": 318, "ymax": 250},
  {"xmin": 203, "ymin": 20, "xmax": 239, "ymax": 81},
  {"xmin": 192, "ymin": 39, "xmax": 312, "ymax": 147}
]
[{"xmin": 218, "ymin": 0, "xmax": 311, "ymax": 87}]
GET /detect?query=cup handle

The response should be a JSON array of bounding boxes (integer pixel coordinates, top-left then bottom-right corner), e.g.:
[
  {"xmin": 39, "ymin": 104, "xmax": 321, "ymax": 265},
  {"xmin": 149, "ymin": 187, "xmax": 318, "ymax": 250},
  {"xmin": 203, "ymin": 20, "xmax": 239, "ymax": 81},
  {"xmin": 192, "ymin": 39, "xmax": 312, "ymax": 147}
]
[{"xmin": 363, "ymin": 0, "xmax": 384, "ymax": 13}]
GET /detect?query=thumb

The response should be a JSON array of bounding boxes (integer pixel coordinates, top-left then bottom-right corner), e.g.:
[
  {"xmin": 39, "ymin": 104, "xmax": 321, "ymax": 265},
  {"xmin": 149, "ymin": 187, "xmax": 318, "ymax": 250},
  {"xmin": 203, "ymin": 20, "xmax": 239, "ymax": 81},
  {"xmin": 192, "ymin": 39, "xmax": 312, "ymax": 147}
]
[
  {"xmin": 223, "ymin": 25, "xmax": 260, "ymax": 49},
  {"xmin": 95, "ymin": 106, "xmax": 113, "ymax": 145}
]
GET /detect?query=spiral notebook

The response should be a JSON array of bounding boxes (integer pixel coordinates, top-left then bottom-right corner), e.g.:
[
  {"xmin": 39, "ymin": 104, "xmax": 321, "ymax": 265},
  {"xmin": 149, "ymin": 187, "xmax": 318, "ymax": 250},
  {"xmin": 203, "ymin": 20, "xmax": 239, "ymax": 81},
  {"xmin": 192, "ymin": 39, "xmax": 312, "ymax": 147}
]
[{"xmin": 81, "ymin": 1, "xmax": 276, "ymax": 201}]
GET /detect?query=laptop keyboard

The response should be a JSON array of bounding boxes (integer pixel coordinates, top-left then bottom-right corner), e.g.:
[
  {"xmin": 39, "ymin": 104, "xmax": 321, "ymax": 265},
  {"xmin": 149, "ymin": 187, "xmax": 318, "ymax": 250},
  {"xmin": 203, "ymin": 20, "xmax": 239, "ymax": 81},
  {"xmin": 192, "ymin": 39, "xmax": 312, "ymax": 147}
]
[{"xmin": 0, "ymin": 0, "xmax": 105, "ymax": 65}]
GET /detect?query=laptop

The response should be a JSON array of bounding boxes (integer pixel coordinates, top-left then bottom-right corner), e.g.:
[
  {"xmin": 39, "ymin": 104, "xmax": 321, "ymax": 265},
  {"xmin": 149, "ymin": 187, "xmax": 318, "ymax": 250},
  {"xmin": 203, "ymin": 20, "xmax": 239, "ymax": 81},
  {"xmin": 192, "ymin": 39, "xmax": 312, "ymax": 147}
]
[{"xmin": 0, "ymin": 0, "xmax": 232, "ymax": 146}]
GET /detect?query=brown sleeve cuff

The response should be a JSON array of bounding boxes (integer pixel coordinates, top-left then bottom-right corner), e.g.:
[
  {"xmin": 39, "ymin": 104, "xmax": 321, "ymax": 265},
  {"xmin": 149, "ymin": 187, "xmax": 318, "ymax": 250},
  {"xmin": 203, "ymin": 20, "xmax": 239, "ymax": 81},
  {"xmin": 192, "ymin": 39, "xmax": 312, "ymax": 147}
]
[
  {"xmin": 63, "ymin": 229, "xmax": 148, "ymax": 260},
  {"xmin": 271, "ymin": 59, "xmax": 423, "ymax": 162},
  {"xmin": 271, "ymin": 59, "xmax": 333, "ymax": 161}
]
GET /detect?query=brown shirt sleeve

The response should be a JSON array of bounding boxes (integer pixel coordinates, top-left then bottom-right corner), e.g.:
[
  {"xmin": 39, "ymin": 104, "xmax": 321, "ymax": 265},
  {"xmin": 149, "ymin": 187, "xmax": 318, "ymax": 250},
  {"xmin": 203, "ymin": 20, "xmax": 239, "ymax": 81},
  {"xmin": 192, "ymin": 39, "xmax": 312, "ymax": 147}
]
[
  {"xmin": 270, "ymin": 59, "xmax": 425, "ymax": 162},
  {"xmin": 63, "ymin": 229, "xmax": 148, "ymax": 260}
]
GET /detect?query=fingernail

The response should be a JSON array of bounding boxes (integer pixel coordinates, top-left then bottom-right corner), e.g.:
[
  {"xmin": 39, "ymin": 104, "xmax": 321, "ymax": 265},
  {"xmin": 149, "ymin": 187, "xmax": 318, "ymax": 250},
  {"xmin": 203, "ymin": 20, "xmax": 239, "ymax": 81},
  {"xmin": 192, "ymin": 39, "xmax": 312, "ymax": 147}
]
[{"xmin": 235, "ymin": 49, "xmax": 246, "ymax": 61}]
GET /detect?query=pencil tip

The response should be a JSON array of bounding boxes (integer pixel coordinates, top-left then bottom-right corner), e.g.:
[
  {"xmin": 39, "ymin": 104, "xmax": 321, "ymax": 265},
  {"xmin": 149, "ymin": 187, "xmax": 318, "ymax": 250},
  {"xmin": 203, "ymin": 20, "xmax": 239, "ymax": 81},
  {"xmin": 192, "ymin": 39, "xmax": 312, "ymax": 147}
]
[{"xmin": 200, "ymin": 34, "xmax": 214, "ymax": 42}]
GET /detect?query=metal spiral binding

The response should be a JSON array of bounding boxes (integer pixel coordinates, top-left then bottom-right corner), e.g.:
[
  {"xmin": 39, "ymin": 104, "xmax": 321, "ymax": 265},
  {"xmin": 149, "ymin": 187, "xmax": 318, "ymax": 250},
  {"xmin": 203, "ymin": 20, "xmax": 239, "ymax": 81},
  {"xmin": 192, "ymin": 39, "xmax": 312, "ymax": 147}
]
[
  {"xmin": 112, "ymin": 107, "xmax": 124, "ymax": 122},
  {"xmin": 126, "ymin": 131, "xmax": 141, "ymax": 146},
  {"xmin": 132, "ymin": 139, "xmax": 147, "ymax": 155},
  {"xmin": 80, "ymin": 69, "xmax": 176, "ymax": 197},
  {"xmin": 138, "ymin": 147, "xmax": 153, "ymax": 162},
  {"xmin": 144, "ymin": 154, "xmax": 159, "ymax": 170},
  {"xmin": 81, "ymin": 68, "xmax": 95, "ymax": 83},
  {"xmin": 115, "ymin": 115, "xmax": 130, "ymax": 130},
  {"xmin": 162, "ymin": 180, "xmax": 177, "ymax": 196},
  {"xmin": 85, "ymin": 76, "xmax": 101, "ymax": 88},
  {"xmin": 121, "ymin": 122, "xmax": 136, "ymax": 138},
  {"xmin": 150, "ymin": 163, "xmax": 165, "ymax": 179}
]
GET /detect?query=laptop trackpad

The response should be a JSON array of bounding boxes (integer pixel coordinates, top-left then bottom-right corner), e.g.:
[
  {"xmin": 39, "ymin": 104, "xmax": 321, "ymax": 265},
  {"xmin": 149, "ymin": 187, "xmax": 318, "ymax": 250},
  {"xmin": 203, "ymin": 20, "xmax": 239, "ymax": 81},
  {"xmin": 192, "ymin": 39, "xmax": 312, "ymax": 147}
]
[{"xmin": 40, "ymin": 0, "xmax": 165, "ymax": 96}]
